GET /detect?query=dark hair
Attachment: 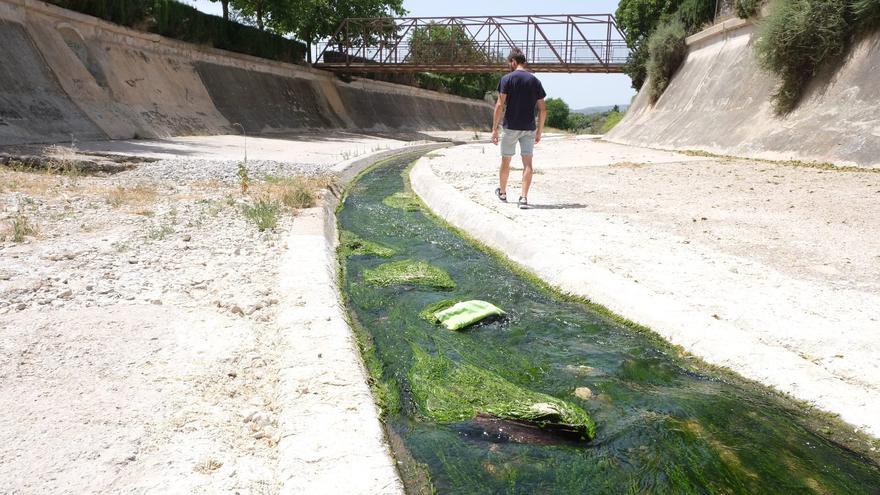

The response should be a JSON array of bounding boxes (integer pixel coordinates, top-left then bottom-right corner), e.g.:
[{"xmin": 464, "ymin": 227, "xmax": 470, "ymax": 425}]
[{"xmin": 507, "ymin": 48, "xmax": 526, "ymax": 65}]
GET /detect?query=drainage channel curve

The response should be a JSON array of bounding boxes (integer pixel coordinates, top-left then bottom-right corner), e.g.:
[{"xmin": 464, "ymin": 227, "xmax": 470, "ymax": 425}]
[{"xmin": 337, "ymin": 151, "xmax": 880, "ymax": 494}]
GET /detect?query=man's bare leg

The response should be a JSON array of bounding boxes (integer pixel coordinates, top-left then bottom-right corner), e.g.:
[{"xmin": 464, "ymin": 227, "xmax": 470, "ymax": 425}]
[
  {"xmin": 499, "ymin": 156, "xmax": 513, "ymax": 195},
  {"xmin": 520, "ymin": 154, "xmax": 534, "ymax": 199}
]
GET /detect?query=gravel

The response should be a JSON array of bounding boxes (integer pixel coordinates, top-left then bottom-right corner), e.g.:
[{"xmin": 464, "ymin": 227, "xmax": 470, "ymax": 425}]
[{"xmin": 121, "ymin": 158, "xmax": 329, "ymax": 184}]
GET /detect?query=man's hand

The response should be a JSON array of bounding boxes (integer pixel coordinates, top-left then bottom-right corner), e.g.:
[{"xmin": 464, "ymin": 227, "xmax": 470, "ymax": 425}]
[
  {"xmin": 492, "ymin": 129, "xmax": 500, "ymax": 145},
  {"xmin": 535, "ymin": 130, "xmax": 542, "ymax": 144}
]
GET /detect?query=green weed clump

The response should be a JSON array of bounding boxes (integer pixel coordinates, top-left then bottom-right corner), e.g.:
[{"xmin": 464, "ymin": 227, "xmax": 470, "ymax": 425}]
[
  {"xmin": 408, "ymin": 347, "xmax": 596, "ymax": 440},
  {"xmin": 363, "ymin": 260, "xmax": 455, "ymax": 289},
  {"xmin": 382, "ymin": 192, "xmax": 422, "ymax": 211},
  {"xmin": 646, "ymin": 19, "xmax": 688, "ymax": 103},
  {"xmin": 339, "ymin": 230, "xmax": 395, "ymax": 258},
  {"xmin": 754, "ymin": 0, "xmax": 850, "ymax": 114},
  {"xmin": 11, "ymin": 209, "xmax": 38, "ymax": 242},
  {"xmin": 242, "ymin": 197, "xmax": 278, "ymax": 231}
]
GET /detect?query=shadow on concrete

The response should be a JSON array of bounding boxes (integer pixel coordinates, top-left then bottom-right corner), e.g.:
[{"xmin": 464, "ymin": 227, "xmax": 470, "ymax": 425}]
[{"xmin": 527, "ymin": 203, "xmax": 588, "ymax": 210}]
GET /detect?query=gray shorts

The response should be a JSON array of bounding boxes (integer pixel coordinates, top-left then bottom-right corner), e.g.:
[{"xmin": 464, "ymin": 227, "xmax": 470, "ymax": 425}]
[{"xmin": 500, "ymin": 128, "xmax": 536, "ymax": 156}]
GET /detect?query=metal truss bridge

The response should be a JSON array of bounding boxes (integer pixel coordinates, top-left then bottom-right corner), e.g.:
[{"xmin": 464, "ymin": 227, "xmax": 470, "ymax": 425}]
[{"xmin": 314, "ymin": 14, "xmax": 629, "ymax": 74}]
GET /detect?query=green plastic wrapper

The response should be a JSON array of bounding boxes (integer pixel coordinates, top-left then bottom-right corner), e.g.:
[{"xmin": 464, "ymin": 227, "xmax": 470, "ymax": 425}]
[{"xmin": 434, "ymin": 300, "xmax": 505, "ymax": 330}]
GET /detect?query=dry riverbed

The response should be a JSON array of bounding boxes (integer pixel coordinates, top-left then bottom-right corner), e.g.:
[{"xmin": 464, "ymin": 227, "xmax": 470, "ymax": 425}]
[{"xmin": 0, "ymin": 148, "xmax": 331, "ymax": 493}]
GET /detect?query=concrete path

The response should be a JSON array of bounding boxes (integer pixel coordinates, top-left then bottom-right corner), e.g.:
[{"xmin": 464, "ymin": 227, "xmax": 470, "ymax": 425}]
[{"xmin": 411, "ymin": 136, "xmax": 880, "ymax": 437}]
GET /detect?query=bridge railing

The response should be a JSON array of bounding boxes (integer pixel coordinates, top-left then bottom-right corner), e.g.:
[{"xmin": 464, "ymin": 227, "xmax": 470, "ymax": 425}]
[{"xmin": 315, "ymin": 14, "xmax": 630, "ymax": 73}]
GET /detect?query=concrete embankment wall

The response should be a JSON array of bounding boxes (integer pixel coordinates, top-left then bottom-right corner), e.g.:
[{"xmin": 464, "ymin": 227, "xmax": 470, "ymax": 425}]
[
  {"xmin": 0, "ymin": 0, "xmax": 492, "ymax": 146},
  {"xmin": 606, "ymin": 18, "xmax": 880, "ymax": 167}
]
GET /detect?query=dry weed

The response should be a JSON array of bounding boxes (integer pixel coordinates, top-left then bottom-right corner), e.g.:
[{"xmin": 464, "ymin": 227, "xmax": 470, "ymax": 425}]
[
  {"xmin": 254, "ymin": 175, "xmax": 334, "ymax": 211},
  {"xmin": 106, "ymin": 184, "xmax": 158, "ymax": 208}
]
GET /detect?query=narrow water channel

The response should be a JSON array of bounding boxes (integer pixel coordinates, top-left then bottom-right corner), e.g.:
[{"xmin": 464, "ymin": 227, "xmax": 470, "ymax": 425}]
[{"xmin": 337, "ymin": 151, "xmax": 880, "ymax": 494}]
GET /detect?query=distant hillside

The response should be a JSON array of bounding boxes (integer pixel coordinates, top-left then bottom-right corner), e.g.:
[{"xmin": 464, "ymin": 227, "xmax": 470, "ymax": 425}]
[{"xmin": 574, "ymin": 104, "xmax": 629, "ymax": 115}]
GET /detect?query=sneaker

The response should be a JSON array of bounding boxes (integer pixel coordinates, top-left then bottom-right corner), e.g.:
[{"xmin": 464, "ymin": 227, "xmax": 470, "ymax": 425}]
[
  {"xmin": 518, "ymin": 197, "xmax": 529, "ymax": 209},
  {"xmin": 495, "ymin": 187, "xmax": 507, "ymax": 202}
]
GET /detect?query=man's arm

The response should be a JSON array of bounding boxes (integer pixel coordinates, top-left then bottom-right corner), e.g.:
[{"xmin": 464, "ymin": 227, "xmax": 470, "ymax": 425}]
[
  {"xmin": 535, "ymin": 98, "xmax": 546, "ymax": 144},
  {"xmin": 492, "ymin": 94, "xmax": 507, "ymax": 145}
]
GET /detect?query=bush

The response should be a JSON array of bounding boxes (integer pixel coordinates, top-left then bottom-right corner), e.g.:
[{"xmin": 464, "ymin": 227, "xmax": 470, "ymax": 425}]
[
  {"xmin": 415, "ymin": 73, "xmax": 493, "ymax": 100},
  {"xmin": 544, "ymin": 98, "xmax": 571, "ymax": 130},
  {"xmin": 753, "ymin": 0, "xmax": 850, "ymax": 114},
  {"xmin": 675, "ymin": 0, "xmax": 715, "ymax": 32},
  {"xmin": 646, "ymin": 19, "xmax": 688, "ymax": 103},
  {"xmin": 616, "ymin": 0, "xmax": 714, "ymax": 90},
  {"xmin": 46, "ymin": 0, "xmax": 306, "ymax": 64},
  {"xmin": 735, "ymin": 0, "xmax": 762, "ymax": 18},
  {"xmin": 623, "ymin": 44, "xmax": 649, "ymax": 90},
  {"xmin": 242, "ymin": 197, "xmax": 278, "ymax": 231},
  {"xmin": 852, "ymin": 0, "xmax": 880, "ymax": 32},
  {"xmin": 566, "ymin": 113, "xmax": 591, "ymax": 132}
]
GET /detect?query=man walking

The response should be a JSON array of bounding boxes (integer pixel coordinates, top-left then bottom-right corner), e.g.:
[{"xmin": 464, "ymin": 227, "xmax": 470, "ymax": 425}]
[{"xmin": 491, "ymin": 48, "xmax": 547, "ymax": 210}]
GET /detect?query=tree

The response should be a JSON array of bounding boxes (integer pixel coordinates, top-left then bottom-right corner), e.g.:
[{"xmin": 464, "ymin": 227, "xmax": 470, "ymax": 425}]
[
  {"xmin": 409, "ymin": 24, "xmax": 490, "ymax": 65},
  {"xmin": 406, "ymin": 24, "xmax": 502, "ymax": 98},
  {"xmin": 232, "ymin": 0, "xmax": 282, "ymax": 31},
  {"xmin": 545, "ymin": 98, "xmax": 570, "ymax": 130},
  {"xmin": 615, "ymin": 0, "xmax": 714, "ymax": 90},
  {"xmin": 269, "ymin": 0, "xmax": 406, "ymax": 63},
  {"xmin": 209, "ymin": 0, "xmax": 231, "ymax": 21}
]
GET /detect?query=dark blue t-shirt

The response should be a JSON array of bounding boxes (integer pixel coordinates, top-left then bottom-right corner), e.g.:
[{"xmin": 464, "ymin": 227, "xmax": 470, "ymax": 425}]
[{"xmin": 498, "ymin": 70, "xmax": 546, "ymax": 131}]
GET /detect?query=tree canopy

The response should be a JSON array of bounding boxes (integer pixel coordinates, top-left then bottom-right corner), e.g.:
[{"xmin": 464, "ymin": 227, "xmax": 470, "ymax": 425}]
[
  {"xmin": 544, "ymin": 98, "xmax": 570, "ymax": 130},
  {"xmin": 616, "ymin": 0, "xmax": 715, "ymax": 89}
]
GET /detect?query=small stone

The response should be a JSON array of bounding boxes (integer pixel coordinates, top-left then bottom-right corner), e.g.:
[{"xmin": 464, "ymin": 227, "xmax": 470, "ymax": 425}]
[
  {"xmin": 574, "ymin": 387, "xmax": 593, "ymax": 400},
  {"xmin": 182, "ymin": 234, "xmax": 191, "ymax": 242},
  {"xmin": 16, "ymin": 303, "xmax": 26, "ymax": 311},
  {"xmin": 241, "ymin": 408, "xmax": 258, "ymax": 422},
  {"xmin": 230, "ymin": 305, "xmax": 244, "ymax": 316},
  {"xmin": 128, "ymin": 258, "xmax": 138, "ymax": 264},
  {"xmin": 59, "ymin": 289, "xmax": 73, "ymax": 299}
]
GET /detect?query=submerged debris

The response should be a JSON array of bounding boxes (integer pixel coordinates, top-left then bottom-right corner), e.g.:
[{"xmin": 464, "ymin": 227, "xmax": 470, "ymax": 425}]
[
  {"xmin": 339, "ymin": 230, "xmax": 395, "ymax": 257},
  {"xmin": 382, "ymin": 191, "xmax": 421, "ymax": 211},
  {"xmin": 433, "ymin": 300, "xmax": 505, "ymax": 331},
  {"xmin": 418, "ymin": 299, "xmax": 458, "ymax": 323},
  {"xmin": 363, "ymin": 260, "xmax": 455, "ymax": 289},
  {"xmin": 408, "ymin": 347, "xmax": 596, "ymax": 441}
]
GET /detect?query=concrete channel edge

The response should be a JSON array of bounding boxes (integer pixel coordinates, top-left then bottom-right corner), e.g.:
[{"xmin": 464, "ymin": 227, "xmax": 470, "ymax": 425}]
[{"xmin": 274, "ymin": 144, "xmax": 450, "ymax": 494}]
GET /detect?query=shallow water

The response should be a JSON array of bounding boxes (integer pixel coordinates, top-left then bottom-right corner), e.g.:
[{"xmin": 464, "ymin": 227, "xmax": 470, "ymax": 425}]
[{"xmin": 338, "ymin": 153, "xmax": 880, "ymax": 494}]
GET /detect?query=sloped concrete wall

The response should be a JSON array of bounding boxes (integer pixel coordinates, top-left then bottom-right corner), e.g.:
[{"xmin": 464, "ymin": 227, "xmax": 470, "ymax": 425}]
[
  {"xmin": 0, "ymin": 18, "xmax": 106, "ymax": 144},
  {"xmin": 606, "ymin": 20, "xmax": 880, "ymax": 167},
  {"xmin": 0, "ymin": 0, "xmax": 492, "ymax": 146}
]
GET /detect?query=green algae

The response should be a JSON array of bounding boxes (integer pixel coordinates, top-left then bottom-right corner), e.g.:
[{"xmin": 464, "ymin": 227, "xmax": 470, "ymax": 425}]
[
  {"xmin": 339, "ymin": 229, "xmax": 395, "ymax": 258},
  {"xmin": 382, "ymin": 191, "xmax": 422, "ymax": 211},
  {"xmin": 363, "ymin": 260, "xmax": 455, "ymax": 289},
  {"xmin": 337, "ymin": 151, "xmax": 880, "ymax": 494},
  {"xmin": 408, "ymin": 347, "xmax": 596, "ymax": 440},
  {"xmin": 418, "ymin": 299, "xmax": 458, "ymax": 323}
]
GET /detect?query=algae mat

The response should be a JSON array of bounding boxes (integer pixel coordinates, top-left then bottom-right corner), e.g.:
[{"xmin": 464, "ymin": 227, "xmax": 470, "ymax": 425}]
[{"xmin": 337, "ymin": 153, "xmax": 880, "ymax": 493}]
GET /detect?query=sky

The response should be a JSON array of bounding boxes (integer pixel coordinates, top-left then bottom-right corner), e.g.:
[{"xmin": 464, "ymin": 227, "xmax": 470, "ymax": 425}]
[{"xmin": 183, "ymin": 0, "xmax": 635, "ymax": 109}]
